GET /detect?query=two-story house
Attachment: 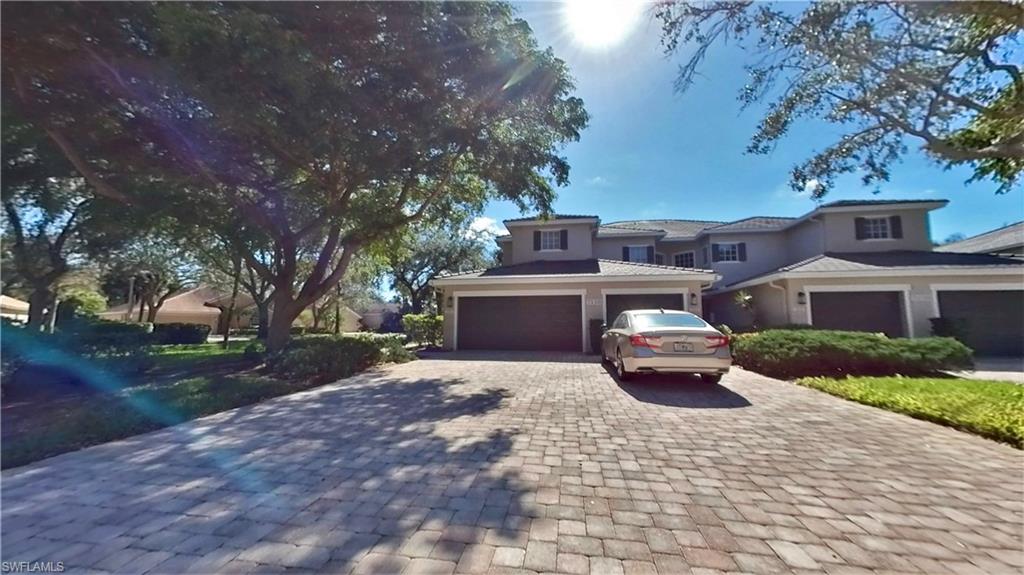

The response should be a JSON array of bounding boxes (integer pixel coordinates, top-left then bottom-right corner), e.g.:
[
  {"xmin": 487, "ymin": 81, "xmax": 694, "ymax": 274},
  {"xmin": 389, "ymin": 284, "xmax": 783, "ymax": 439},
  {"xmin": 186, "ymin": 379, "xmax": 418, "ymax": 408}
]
[{"xmin": 432, "ymin": 200, "xmax": 1023, "ymax": 355}]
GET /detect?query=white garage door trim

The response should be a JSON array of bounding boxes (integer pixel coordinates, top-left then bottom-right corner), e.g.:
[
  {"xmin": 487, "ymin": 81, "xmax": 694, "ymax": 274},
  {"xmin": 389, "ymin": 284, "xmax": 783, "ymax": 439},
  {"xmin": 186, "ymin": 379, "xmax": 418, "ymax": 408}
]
[
  {"xmin": 804, "ymin": 284, "xmax": 914, "ymax": 337},
  {"xmin": 600, "ymin": 287, "xmax": 690, "ymax": 323},
  {"xmin": 930, "ymin": 283, "xmax": 1024, "ymax": 318},
  {"xmin": 453, "ymin": 289, "xmax": 587, "ymax": 352}
]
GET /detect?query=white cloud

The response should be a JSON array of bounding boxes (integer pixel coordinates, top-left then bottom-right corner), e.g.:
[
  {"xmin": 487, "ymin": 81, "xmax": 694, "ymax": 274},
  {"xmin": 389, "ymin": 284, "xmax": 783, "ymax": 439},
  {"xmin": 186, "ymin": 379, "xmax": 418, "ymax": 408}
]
[
  {"xmin": 586, "ymin": 176, "xmax": 611, "ymax": 187},
  {"xmin": 466, "ymin": 216, "xmax": 504, "ymax": 239}
]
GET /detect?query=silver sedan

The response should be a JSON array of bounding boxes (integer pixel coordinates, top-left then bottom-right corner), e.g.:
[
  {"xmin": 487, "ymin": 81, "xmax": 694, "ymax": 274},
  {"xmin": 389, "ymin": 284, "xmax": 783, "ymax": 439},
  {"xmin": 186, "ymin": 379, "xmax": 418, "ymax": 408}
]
[{"xmin": 601, "ymin": 309, "xmax": 732, "ymax": 383}]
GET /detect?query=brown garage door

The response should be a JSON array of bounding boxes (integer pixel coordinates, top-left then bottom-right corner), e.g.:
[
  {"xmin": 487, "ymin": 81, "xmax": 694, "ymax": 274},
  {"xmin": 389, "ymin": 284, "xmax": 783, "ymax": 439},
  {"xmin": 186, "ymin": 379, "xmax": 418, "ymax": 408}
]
[
  {"xmin": 810, "ymin": 291, "xmax": 905, "ymax": 337},
  {"xmin": 938, "ymin": 290, "xmax": 1024, "ymax": 356},
  {"xmin": 605, "ymin": 293, "xmax": 686, "ymax": 325},
  {"xmin": 458, "ymin": 295, "xmax": 582, "ymax": 351}
]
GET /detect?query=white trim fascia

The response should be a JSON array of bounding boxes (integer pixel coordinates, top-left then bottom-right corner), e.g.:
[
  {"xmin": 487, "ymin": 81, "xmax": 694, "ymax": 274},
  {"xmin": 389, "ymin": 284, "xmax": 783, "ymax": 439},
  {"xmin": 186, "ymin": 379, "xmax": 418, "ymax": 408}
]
[
  {"xmin": 726, "ymin": 266, "xmax": 1024, "ymax": 291},
  {"xmin": 804, "ymin": 283, "xmax": 915, "ymax": 337},
  {"xmin": 600, "ymin": 287, "xmax": 691, "ymax": 323},
  {"xmin": 432, "ymin": 272, "xmax": 719, "ymax": 287},
  {"xmin": 595, "ymin": 231, "xmax": 666, "ymax": 239},
  {"xmin": 452, "ymin": 289, "xmax": 587, "ymax": 352},
  {"xmin": 929, "ymin": 282, "xmax": 1024, "ymax": 318}
]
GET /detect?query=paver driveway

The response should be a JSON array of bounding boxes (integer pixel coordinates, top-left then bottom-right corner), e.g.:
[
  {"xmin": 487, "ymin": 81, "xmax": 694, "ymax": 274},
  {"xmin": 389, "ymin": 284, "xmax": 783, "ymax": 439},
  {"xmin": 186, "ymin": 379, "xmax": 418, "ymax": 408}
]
[{"xmin": 3, "ymin": 353, "xmax": 1022, "ymax": 574}]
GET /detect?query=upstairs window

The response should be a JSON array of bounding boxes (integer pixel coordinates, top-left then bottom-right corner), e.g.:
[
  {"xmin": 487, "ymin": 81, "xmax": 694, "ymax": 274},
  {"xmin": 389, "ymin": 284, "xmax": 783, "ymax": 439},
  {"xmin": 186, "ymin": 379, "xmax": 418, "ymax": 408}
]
[
  {"xmin": 655, "ymin": 253, "xmax": 665, "ymax": 265},
  {"xmin": 534, "ymin": 229, "xmax": 568, "ymax": 251},
  {"xmin": 673, "ymin": 251, "xmax": 695, "ymax": 268},
  {"xmin": 623, "ymin": 245, "xmax": 652, "ymax": 263},
  {"xmin": 855, "ymin": 216, "xmax": 902, "ymax": 240},
  {"xmin": 711, "ymin": 242, "xmax": 747, "ymax": 262}
]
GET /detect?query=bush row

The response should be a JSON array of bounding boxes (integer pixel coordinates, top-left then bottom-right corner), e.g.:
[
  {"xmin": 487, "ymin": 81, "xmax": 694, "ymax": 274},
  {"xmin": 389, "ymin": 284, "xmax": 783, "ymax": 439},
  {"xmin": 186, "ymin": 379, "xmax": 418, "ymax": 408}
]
[
  {"xmin": 266, "ymin": 333, "xmax": 412, "ymax": 383},
  {"xmin": 402, "ymin": 314, "xmax": 442, "ymax": 346},
  {"xmin": 731, "ymin": 329, "xmax": 973, "ymax": 379}
]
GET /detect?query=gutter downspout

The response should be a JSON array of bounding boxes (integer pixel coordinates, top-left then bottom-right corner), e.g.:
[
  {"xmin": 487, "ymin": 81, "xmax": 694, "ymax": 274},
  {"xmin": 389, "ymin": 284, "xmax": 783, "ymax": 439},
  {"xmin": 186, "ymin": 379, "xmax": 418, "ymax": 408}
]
[{"xmin": 767, "ymin": 280, "xmax": 788, "ymax": 324}]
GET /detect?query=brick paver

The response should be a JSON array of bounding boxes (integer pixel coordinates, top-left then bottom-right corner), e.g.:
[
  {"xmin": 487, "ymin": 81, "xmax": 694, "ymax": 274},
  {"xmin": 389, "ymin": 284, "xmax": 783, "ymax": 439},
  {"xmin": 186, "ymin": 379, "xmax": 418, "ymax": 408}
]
[{"xmin": 3, "ymin": 352, "xmax": 1022, "ymax": 573}]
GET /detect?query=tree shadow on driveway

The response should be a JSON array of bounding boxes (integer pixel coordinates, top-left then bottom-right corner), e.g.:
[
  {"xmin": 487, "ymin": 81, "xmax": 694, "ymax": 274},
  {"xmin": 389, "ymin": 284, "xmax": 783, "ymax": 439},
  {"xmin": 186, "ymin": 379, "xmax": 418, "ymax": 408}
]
[
  {"xmin": 601, "ymin": 363, "xmax": 752, "ymax": 409},
  {"xmin": 1, "ymin": 374, "xmax": 532, "ymax": 573}
]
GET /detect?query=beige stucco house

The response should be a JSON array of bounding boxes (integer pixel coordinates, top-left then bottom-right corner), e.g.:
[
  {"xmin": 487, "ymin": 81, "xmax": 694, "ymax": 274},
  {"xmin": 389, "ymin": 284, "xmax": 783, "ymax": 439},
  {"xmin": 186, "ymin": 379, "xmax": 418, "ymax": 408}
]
[
  {"xmin": 0, "ymin": 295, "xmax": 30, "ymax": 323},
  {"xmin": 935, "ymin": 221, "xmax": 1023, "ymax": 258},
  {"xmin": 99, "ymin": 286, "xmax": 255, "ymax": 333},
  {"xmin": 432, "ymin": 201, "xmax": 1024, "ymax": 356}
]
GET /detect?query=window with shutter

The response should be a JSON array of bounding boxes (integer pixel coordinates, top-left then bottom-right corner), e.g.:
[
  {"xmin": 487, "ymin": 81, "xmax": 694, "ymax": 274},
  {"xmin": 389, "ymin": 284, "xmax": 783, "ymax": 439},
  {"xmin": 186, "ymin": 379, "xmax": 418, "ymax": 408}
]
[
  {"xmin": 626, "ymin": 246, "xmax": 651, "ymax": 263},
  {"xmin": 860, "ymin": 217, "xmax": 891, "ymax": 239},
  {"xmin": 539, "ymin": 230, "xmax": 561, "ymax": 250},
  {"xmin": 712, "ymin": 242, "xmax": 741, "ymax": 262}
]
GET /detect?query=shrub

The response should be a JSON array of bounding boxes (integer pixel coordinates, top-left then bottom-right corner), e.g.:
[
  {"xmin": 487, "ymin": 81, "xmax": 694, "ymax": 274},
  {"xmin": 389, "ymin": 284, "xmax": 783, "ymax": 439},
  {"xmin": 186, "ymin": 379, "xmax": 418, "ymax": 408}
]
[
  {"xmin": 402, "ymin": 314, "xmax": 442, "ymax": 346},
  {"xmin": 267, "ymin": 335, "xmax": 383, "ymax": 382},
  {"xmin": 930, "ymin": 317, "xmax": 970, "ymax": 342},
  {"xmin": 732, "ymin": 329, "xmax": 973, "ymax": 379},
  {"xmin": 153, "ymin": 323, "xmax": 212, "ymax": 344},
  {"xmin": 243, "ymin": 341, "xmax": 267, "ymax": 362}
]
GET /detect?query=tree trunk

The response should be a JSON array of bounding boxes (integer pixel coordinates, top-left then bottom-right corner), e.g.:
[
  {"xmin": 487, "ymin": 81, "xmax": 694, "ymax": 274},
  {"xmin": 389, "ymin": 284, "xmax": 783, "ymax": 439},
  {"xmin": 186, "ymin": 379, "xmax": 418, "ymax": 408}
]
[
  {"xmin": 45, "ymin": 297, "xmax": 60, "ymax": 334},
  {"xmin": 333, "ymin": 284, "xmax": 342, "ymax": 335},
  {"xmin": 223, "ymin": 257, "xmax": 241, "ymax": 348},
  {"xmin": 137, "ymin": 300, "xmax": 146, "ymax": 322},
  {"xmin": 27, "ymin": 288, "xmax": 52, "ymax": 331},
  {"xmin": 256, "ymin": 302, "xmax": 270, "ymax": 339},
  {"xmin": 146, "ymin": 302, "xmax": 159, "ymax": 323},
  {"xmin": 266, "ymin": 292, "xmax": 303, "ymax": 352},
  {"xmin": 410, "ymin": 288, "xmax": 424, "ymax": 314}
]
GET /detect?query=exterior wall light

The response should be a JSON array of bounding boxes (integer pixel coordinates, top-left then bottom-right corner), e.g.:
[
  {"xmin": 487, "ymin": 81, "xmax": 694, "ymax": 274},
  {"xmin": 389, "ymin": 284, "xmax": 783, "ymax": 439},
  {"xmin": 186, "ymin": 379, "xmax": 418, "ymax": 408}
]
[
  {"xmin": 445, "ymin": 296, "xmax": 454, "ymax": 309},
  {"xmin": 797, "ymin": 291, "xmax": 807, "ymax": 305},
  {"xmin": 689, "ymin": 293, "xmax": 698, "ymax": 308}
]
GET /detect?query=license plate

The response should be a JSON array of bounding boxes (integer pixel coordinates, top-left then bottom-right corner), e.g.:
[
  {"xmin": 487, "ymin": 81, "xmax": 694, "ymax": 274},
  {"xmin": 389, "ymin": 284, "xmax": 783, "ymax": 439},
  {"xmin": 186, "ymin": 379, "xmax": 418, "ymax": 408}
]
[{"xmin": 673, "ymin": 342, "xmax": 694, "ymax": 353}]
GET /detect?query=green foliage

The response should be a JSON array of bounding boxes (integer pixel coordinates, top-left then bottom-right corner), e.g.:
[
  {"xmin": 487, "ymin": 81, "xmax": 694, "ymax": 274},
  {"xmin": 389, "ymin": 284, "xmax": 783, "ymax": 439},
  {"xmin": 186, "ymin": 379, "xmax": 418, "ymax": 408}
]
[
  {"xmin": 152, "ymin": 322, "xmax": 212, "ymax": 345},
  {"xmin": 402, "ymin": 314, "xmax": 443, "ymax": 346},
  {"xmin": 797, "ymin": 376, "xmax": 1024, "ymax": 448},
  {"xmin": 657, "ymin": 1, "xmax": 1023, "ymax": 194},
  {"xmin": 732, "ymin": 329, "xmax": 973, "ymax": 379},
  {"xmin": 2, "ymin": 373, "xmax": 317, "ymax": 469},
  {"xmin": 267, "ymin": 334, "xmax": 397, "ymax": 383},
  {"xmin": 58, "ymin": 286, "xmax": 107, "ymax": 316},
  {"xmin": 243, "ymin": 341, "xmax": 266, "ymax": 363}
]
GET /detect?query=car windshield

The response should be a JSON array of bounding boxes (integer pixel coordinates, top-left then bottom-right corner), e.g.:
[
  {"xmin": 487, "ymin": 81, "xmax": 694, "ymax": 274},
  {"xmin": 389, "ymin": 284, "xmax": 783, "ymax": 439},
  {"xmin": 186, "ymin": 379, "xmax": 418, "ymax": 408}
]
[{"xmin": 632, "ymin": 313, "xmax": 707, "ymax": 329}]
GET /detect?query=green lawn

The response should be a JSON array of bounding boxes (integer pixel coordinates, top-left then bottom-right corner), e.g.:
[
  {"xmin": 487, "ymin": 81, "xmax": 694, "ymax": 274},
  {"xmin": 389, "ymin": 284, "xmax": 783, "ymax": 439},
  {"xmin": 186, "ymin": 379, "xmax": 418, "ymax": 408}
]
[
  {"xmin": 148, "ymin": 341, "xmax": 251, "ymax": 369},
  {"xmin": 797, "ymin": 376, "xmax": 1024, "ymax": 448},
  {"xmin": 2, "ymin": 371, "xmax": 319, "ymax": 469}
]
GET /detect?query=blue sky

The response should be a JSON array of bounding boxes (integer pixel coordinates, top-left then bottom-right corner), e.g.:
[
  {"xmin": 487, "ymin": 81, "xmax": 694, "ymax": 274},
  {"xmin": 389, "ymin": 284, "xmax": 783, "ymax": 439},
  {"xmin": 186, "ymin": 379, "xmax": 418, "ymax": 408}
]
[{"xmin": 475, "ymin": 2, "xmax": 1023, "ymax": 243}]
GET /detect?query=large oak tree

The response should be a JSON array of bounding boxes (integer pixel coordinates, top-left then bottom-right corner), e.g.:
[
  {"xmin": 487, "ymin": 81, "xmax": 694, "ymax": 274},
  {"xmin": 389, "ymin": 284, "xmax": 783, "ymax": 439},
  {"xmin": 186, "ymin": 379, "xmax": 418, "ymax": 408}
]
[
  {"xmin": 3, "ymin": 2, "xmax": 588, "ymax": 350},
  {"xmin": 657, "ymin": 1, "xmax": 1022, "ymax": 195}
]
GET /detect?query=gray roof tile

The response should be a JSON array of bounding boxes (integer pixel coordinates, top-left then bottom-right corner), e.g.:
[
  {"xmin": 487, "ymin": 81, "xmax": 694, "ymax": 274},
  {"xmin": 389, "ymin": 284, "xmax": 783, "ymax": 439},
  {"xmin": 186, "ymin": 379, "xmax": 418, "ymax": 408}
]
[
  {"xmin": 437, "ymin": 258, "xmax": 712, "ymax": 280},
  {"xmin": 601, "ymin": 219, "xmax": 725, "ymax": 240},
  {"xmin": 704, "ymin": 216, "xmax": 796, "ymax": 233},
  {"xmin": 934, "ymin": 222, "xmax": 1024, "ymax": 254}
]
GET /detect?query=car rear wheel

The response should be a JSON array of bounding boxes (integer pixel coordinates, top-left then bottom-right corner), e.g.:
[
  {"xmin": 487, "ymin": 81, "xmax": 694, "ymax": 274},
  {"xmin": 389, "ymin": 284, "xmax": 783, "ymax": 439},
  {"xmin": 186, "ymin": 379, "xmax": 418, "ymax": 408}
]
[
  {"xmin": 616, "ymin": 349, "xmax": 633, "ymax": 381},
  {"xmin": 700, "ymin": 373, "xmax": 722, "ymax": 384}
]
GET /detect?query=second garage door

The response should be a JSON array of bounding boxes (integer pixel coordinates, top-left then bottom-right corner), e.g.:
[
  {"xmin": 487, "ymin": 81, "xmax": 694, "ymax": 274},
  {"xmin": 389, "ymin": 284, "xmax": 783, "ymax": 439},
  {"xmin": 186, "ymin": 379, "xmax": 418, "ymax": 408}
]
[
  {"xmin": 937, "ymin": 290, "xmax": 1024, "ymax": 356},
  {"xmin": 457, "ymin": 295, "xmax": 582, "ymax": 351},
  {"xmin": 810, "ymin": 291, "xmax": 906, "ymax": 337},
  {"xmin": 605, "ymin": 293, "xmax": 686, "ymax": 324}
]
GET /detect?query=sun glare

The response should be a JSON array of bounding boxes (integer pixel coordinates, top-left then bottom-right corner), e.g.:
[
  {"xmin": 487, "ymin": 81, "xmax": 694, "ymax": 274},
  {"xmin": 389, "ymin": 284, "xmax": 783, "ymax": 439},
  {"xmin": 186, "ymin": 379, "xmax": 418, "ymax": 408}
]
[{"xmin": 563, "ymin": 0, "xmax": 645, "ymax": 50}]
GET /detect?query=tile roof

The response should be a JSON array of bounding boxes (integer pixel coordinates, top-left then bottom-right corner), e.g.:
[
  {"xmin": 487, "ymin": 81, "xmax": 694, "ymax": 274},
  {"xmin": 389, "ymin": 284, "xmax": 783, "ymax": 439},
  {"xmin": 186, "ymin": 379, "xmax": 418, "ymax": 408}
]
[
  {"xmin": 819, "ymin": 199, "xmax": 947, "ymax": 208},
  {"xmin": 934, "ymin": 221, "xmax": 1024, "ymax": 254},
  {"xmin": 436, "ymin": 258, "xmax": 712, "ymax": 280},
  {"xmin": 728, "ymin": 250, "xmax": 1024, "ymax": 286},
  {"xmin": 704, "ymin": 216, "xmax": 796, "ymax": 233},
  {"xmin": 503, "ymin": 214, "xmax": 598, "ymax": 223},
  {"xmin": 595, "ymin": 226, "xmax": 665, "ymax": 237},
  {"xmin": 601, "ymin": 219, "xmax": 725, "ymax": 240}
]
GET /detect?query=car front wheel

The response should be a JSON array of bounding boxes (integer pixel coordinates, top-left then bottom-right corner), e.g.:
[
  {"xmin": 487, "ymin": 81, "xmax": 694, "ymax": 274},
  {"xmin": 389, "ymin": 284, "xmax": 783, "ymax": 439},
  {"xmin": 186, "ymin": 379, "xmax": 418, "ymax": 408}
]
[{"xmin": 700, "ymin": 373, "xmax": 722, "ymax": 384}]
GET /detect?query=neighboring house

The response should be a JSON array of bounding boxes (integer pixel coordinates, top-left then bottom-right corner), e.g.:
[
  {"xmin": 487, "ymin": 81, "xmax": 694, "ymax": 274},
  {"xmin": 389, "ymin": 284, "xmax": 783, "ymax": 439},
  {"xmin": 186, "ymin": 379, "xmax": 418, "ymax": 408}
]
[
  {"xmin": 432, "ymin": 201, "xmax": 1024, "ymax": 356},
  {"xmin": 0, "ymin": 295, "xmax": 30, "ymax": 323},
  {"xmin": 99, "ymin": 286, "xmax": 255, "ymax": 333},
  {"xmin": 935, "ymin": 221, "xmax": 1024, "ymax": 258},
  {"xmin": 359, "ymin": 302, "xmax": 401, "ymax": 331}
]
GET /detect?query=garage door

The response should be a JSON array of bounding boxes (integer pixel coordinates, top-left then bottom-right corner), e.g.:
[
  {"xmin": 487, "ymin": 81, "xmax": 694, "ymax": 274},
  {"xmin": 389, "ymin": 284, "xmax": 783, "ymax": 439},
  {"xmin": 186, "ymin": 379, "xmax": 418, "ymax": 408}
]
[
  {"xmin": 457, "ymin": 295, "xmax": 582, "ymax": 351},
  {"xmin": 937, "ymin": 290, "xmax": 1024, "ymax": 356},
  {"xmin": 810, "ymin": 291, "xmax": 905, "ymax": 337},
  {"xmin": 605, "ymin": 293, "xmax": 685, "ymax": 324}
]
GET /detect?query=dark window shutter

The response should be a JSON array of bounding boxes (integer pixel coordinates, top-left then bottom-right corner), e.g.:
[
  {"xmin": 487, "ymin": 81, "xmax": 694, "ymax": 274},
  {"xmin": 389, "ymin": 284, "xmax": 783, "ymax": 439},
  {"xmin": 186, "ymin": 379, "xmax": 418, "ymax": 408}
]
[
  {"xmin": 889, "ymin": 216, "xmax": 903, "ymax": 238},
  {"xmin": 711, "ymin": 244, "xmax": 721, "ymax": 262},
  {"xmin": 622, "ymin": 246, "xmax": 630, "ymax": 262},
  {"xmin": 854, "ymin": 217, "xmax": 867, "ymax": 240},
  {"xmin": 533, "ymin": 230, "xmax": 541, "ymax": 251},
  {"xmin": 559, "ymin": 229, "xmax": 568, "ymax": 250},
  {"xmin": 738, "ymin": 243, "xmax": 747, "ymax": 261},
  {"xmin": 646, "ymin": 246, "xmax": 655, "ymax": 263}
]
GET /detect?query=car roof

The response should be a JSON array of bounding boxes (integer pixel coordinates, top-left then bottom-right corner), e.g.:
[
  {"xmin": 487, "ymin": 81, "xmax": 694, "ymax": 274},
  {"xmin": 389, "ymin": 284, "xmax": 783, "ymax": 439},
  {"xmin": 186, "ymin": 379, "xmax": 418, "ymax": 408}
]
[{"xmin": 624, "ymin": 309, "xmax": 693, "ymax": 315}]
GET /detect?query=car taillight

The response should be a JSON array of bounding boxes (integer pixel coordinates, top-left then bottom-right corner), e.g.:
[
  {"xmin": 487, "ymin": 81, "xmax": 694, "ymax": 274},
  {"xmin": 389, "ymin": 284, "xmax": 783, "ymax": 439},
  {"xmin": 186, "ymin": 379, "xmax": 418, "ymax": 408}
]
[
  {"xmin": 629, "ymin": 334, "xmax": 656, "ymax": 348},
  {"xmin": 705, "ymin": 334, "xmax": 730, "ymax": 349}
]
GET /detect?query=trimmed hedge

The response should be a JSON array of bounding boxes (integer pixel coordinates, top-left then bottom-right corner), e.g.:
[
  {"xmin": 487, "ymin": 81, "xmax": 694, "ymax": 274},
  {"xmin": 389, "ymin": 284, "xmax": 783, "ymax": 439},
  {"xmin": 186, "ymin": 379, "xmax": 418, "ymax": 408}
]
[
  {"xmin": 402, "ymin": 314, "xmax": 442, "ymax": 346},
  {"xmin": 267, "ymin": 333, "xmax": 412, "ymax": 383},
  {"xmin": 732, "ymin": 329, "xmax": 973, "ymax": 379},
  {"xmin": 153, "ymin": 322, "xmax": 212, "ymax": 344}
]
